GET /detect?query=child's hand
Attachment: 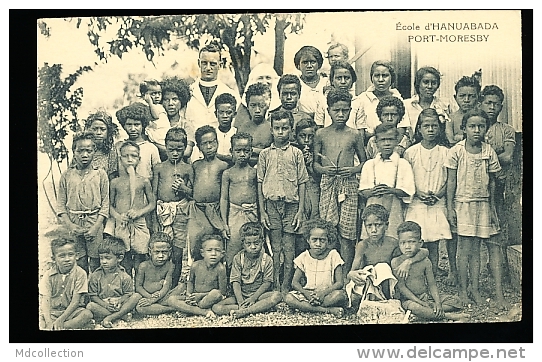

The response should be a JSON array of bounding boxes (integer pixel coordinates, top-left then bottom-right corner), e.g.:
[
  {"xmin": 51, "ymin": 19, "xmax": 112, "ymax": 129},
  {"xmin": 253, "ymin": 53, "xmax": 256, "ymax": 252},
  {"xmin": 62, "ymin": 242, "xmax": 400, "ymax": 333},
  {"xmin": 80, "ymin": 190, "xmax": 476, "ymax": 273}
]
[
  {"xmin": 143, "ymin": 93, "xmax": 153, "ymax": 106},
  {"xmin": 138, "ymin": 297, "xmax": 154, "ymax": 307},
  {"xmin": 107, "ymin": 300, "xmax": 119, "ymax": 312},
  {"xmin": 337, "ymin": 166, "xmax": 356, "ymax": 177},
  {"xmin": 292, "ymin": 211, "xmax": 303, "ymax": 232},
  {"xmin": 84, "ymin": 224, "xmax": 100, "ymax": 240},
  {"xmin": 309, "ymin": 291, "xmax": 322, "ymax": 306},
  {"xmin": 433, "ymin": 302, "xmax": 444, "ymax": 318},
  {"xmin": 222, "ymin": 226, "xmax": 230, "ymax": 240},
  {"xmin": 348, "ymin": 270, "xmax": 365, "ymax": 285},
  {"xmin": 395, "ymin": 259, "xmax": 412, "ymax": 279},
  {"xmin": 126, "ymin": 209, "xmax": 140, "ymax": 220},
  {"xmin": 172, "ymin": 178, "xmax": 186, "ymax": 192},
  {"xmin": 261, "ymin": 211, "xmax": 271, "ymax": 230},
  {"xmin": 321, "ymin": 166, "xmax": 338, "ymax": 176},
  {"xmin": 372, "ymin": 184, "xmax": 391, "ymax": 197},
  {"xmin": 151, "ymin": 291, "xmax": 161, "ymax": 299},
  {"xmin": 52, "ymin": 319, "xmax": 65, "ymax": 330},
  {"xmin": 314, "ymin": 289, "xmax": 327, "ymax": 303},
  {"xmin": 447, "ymin": 208, "xmax": 457, "ymax": 228},
  {"xmin": 240, "ymin": 296, "xmax": 256, "ymax": 308},
  {"xmin": 186, "ymin": 293, "xmax": 198, "ymax": 306}
]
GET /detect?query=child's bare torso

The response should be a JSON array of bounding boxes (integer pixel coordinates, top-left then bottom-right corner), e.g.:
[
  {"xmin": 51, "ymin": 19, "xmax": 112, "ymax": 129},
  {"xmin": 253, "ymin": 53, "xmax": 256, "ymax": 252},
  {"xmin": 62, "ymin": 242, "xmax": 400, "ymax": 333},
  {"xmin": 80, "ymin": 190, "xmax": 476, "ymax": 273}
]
[
  {"xmin": 141, "ymin": 261, "xmax": 172, "ymax": 294},
  {"xmin": 226, "ymin": 166, "xmax": 258, "ymax": 205},
  {"xmin": 363, "ymin": 236, "xmax": 398, "ymax": 266},
  {"xmin": 393, "ymin": 256, "xmax": 430, "ymax": 296},
  {"xmin": 191, "ymin": 260, "xmax": 221, "ymax": 293},
  {"xmin": 111, "ymin": 175, "xmax": 150, "ymax": 214},
  {"xmin": 156, "ymin": 161, "xmax": 191, "ymax": 202},
  {"xmin": 238, "ymin": 120, "xmax": 273, "ymax": 151},
  {"xmin": 193, "ymin": 158, "xmax": 227, "ymax": 203},
  {"xmin": 317, "ymin": 126, "xmax": 359, "ymax": 168}
]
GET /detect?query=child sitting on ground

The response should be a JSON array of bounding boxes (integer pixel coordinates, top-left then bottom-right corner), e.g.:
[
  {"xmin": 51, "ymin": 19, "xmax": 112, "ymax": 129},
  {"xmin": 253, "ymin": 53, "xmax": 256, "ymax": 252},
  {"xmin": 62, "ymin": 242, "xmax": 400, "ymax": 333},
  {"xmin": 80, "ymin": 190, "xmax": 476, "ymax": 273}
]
[
  {"xmin": 57, "ymin": 132, "xmax": 109, "ymax": 273},
  {"xmin": 214, "ymin": 93, "xmax": 238, "ymax": 164},
  {"xmin": 40, "ymin": 238, "xmax": 93, "ymax": 330},
  {"xmin": 213, "ymin": 223, "xmax": 282, "ymax": 318},
  {"xmin": 86, "ymin": 236, "xmax": 142, "ymax": 328},
  {"xmin": 359, "ymin": 123, "xmax": 415, "ymax": 239},
  {"xmin": 284, "ymin": 218, "xmax": 347, "ymax": 318},
  {"xmin": 135, "ymin": 232, "xmax": 176, "ymax": 316},
  {"xmin": 106, "ymin": 141, "xmax": 156, "ymax": 277},
  {"xmin": 167, "ymin": 235, "xmax": 227, "ymax": 317},
  {"xmin": 346, "ymin": 204, "xmax": 428, "ymax": 309},
  {"xmin": 392, "ymin": 221, "xmax": 469, "ymax": 321},
  {"xmin": 115, "ymin": 102, "xmax": 161, "ymax": 182},
  {"xmin": 189, "ymin": 126, "xmax": 229, "ymax": 260},
  {"xmin": 153, "ymin": 128, "xmax": 193, "ymax": 287},
  {"xmin": 258, "ymin": 110, "xmax": 309, "ymax": 292},
  {"xmin": 365, "ymin": 95, "xmax": 411, "ymax": 158},
  {"xmin": 220, "ymin": 133, "xmax": 259, "ymax": 268}
]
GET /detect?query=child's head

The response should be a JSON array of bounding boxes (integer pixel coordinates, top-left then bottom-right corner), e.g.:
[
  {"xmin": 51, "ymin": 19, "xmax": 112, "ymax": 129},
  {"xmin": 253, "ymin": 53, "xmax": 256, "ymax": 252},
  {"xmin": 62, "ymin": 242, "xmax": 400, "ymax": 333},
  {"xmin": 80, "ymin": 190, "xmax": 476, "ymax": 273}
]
[
  {"xmin": 453, "ymin": 76, "xmax": 481, "ymax": 113},
  {"xmin": 479, "ymin": 85, "xmax": 504, "ymax": 121},
  {"xmin": 269, "ymin": 110, "xmax": 293, "ymax": 144},
  {"xmin": 51, "ymin": 238, "xmax": 77, "ymax": 274},
  {"xmin": 397, "ymin": 221, "xmax": 423, "ymax": 257},
  {"xmin": 326, "ymin": 88, "xmax": 352, "ymax": 126},
  {"xmin": 277, "ymin": 74, "xmax": 302, "ymax": 111},
  {"xmin": 200, "ymin": 235, "xmax": 224, "ymax": 265},
  {"xmin": 295, "ymin": 118, "xmax": 317, "ymax": 149},
  {"xmin": 140, "ymin": 79, "xmax": 162, "ymax": 104},
  {"xmin": 97, "ymin": 236, "xmax": 125, "ymax": 270},
  {"xmin": 376, "ymin": 96, "xmax": 405, "ymax": 127},
  {"xmin": 165, "ymin": 127, "xmax": 188, "ymax": 163},
  {"xmin": 239, "ymin": 222, "xmax": 264, "ymax": 257},
  {"xmin": 370, "ymin": 60, "xmax": 396, "ymax": 91},
  {"xmin": 374, "ymin": 123, "xmax": 400, "ymax": 158},
  {"xmin": 195, "ymin": 125, "xmax": 218, "ymax": 158},
  {"xmin": 327, "ymin": 43, "xmax": 349, "ymax": 66},
  {"xmin": 85, "ymin": 111, "xmax": 118, "ymax": 152},
  {"xmin": 330, "ymin": 61, "xmax": 357, "ymax": 92},
  {"xmin": 72, "ymin": 132, "xmax": 96, "ymax": 169},
  {"xmin": 214, "ymin": 93, "xmax": 237, "ymax": 129},
  {"xmin": 119, "ymin": 140, "xmax": 141, "ymax": 170},
  {"xmin": 230, "ymin": 132, "xmax": 253, "ymax": 166},
  {"xmin": 303, "ymin": 218, "xmax": 338, "ymax": 256},
  {"xmin": 414, "ymin": 67, "xmax": 441, "ymax": 99},
  {"xmin": 294, "ymin": 46, "xmax": 324, "ymax": 77},
  {"xmin": 198, "ymin": 43, "xmax": 221, "ymax": 82},
  {"xmin": 116, "ymin": 103, "xmax": 152, "ymax": 140},
  {"xmin": 461, "ymin": 108, "xmax": 490, "ymax": 144},
  {"xmin": 362, "ymin": 204, "xmax": 389, "ymax": 242},
  {"xmin": 161, "ymin": 77, "xmax": 191, "ymax": 118},
  {"xmin": 148, "ymin": 232, "xmax": 173, "ymax": 266},
  {"xmin": 414, "ymin": 108, "xmax": 449, "ymax": 147},
  {"xmin": 245, "ymin": 83, "xmax": 271, "ymax": 124}
]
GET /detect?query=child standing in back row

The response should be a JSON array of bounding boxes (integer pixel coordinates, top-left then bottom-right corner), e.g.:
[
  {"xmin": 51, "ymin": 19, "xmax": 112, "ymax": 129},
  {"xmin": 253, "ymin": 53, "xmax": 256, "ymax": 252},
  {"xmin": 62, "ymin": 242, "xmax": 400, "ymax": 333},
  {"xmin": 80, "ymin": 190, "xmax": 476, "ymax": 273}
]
[
  {"xmin": 445, "ymin": 109, "xmax": 507, "ymax": 309},
  {"xmin": 446, "ymin": 76, "xmax": 481, "ymax": 146}
]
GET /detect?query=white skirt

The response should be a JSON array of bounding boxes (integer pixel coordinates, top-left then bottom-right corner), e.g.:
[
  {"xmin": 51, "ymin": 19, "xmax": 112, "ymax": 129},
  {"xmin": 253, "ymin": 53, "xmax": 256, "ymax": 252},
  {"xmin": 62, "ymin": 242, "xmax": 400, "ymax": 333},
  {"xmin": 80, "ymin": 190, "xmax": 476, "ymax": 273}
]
[{"xmin": 405, "ymin": 197, "xmax": 451, "ymax": 242}]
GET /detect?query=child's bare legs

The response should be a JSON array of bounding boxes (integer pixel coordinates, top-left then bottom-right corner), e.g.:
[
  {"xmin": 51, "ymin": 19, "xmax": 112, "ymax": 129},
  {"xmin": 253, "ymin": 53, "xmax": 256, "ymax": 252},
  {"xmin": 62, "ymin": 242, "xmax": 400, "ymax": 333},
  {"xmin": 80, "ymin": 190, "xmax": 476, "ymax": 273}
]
[
  {"xmin": 229, "ymin": 292, "xmax": 283, "ymax": 318},
  {"xmin": 424, "ymin": 241, "xmax": 440, "ymax": 277},
  {"xmin": 456, "ymin": 236, "xmax": 473, "ymax": 305},
  {"xmin": 404, "ymin": 301, "xmax": 470, "ymax": 321},
  {"xmin": 485, "ymin": 240, "xmax": 510, "ymax": 310},
  {"xmin": 212, "ymin": 296, "xmax": 239, "ymax": 315},
  {"xmin": 467, "ymin": 238, "xmax": 484, "ymax": 304},
  {"xmin": 88, "ymin": 294, "xmax": 142, "ymax": 328},
  {"xmin": 171, "ymin": 246, "xmax": 183, "ymax": 288},
  {"xmin": 281, "ymin": 233, "xmax": 296, "ymax": 293},
  {"xmin": 284, "ymin": 292, "xmax": 344, "ymax": 318},
  {"xmin": 135, "ymin": 302, "xmax": 175, "ymax": 315},
  {"xmin": 445, "ymin": 234, "xmax": 458, "ymax": 286},
  {"xmin": 166, "ymin": 290, "xmax": 221, "ymax": 317},
  {"xmin": 198, "ymin": 289, "xmax": 224, "ymax": 309},
  {"xmin": 61, "ymin": 309, "xmax": 94, "ymax": 330},
  {"xmin": 339, "ymin": 236, "xmax": 355, "ymax": 281},
  {"xmin": 269, "ymin": 229, "xmax": 283, "ymax": 291}
]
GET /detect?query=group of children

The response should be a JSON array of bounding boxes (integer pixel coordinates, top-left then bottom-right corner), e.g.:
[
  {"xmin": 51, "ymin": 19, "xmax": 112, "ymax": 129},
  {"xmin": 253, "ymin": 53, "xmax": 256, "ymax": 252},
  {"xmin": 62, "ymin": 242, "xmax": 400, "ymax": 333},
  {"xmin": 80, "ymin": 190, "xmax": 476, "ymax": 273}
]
[{"xmin": 41, "ymin": 56, "xmax": 516, "ymax": 329}]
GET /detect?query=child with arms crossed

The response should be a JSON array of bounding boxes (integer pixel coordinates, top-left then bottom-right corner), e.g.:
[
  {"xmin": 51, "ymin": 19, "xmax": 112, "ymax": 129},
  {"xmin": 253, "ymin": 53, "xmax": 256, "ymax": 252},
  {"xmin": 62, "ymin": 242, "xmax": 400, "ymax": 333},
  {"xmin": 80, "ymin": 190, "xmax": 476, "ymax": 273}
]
[
  {"xmin": 392, "ymin": 221, "xmax": 469, "ymax": 321},
  {"xmin": 284, "ymin": 218, "xmax": 347, "ymax": 317},
  {"xmin": 86, "ymin": 236, "xmax": 142, "ymax": 328},
  {"xmin": 213, "ymin": 223, "xmax": 282, "ymax": 318}
]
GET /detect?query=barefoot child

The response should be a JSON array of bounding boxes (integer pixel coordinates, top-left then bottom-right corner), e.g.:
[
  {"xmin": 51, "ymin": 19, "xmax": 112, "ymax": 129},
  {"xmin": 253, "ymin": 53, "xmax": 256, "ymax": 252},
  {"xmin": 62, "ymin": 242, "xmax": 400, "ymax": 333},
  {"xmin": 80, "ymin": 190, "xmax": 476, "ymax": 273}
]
[
  {"xmin": 213, "ymin": 223, "xmax": 282, "ymax": 318},
  {"xmin": 189, "ymin": 125, "xmax": 229, "ymax": 260},
  {"xmin": 220, "ymin": 133, "xmax": 259, "ymax": 267},
  {"xmin": 404, "ymin": 109, "xmax": 452, "ymax": 278},
  {"xmin": 86, "ymin": 236, "xmax": 142, "ymax": 328},
  {"xmin": 115, "ymin": 102, "xmax": 160, "ymax": 181},
  {"xmin": 58, "ymin": 132, "xmax": 109, "ymax": 272},
  {"xmin": 283, "ymin": 218, "xmax": 347, "ymax": 317},
  {"xmin": 314, "ymin": 89, "xmax": 367, "ymax": 274},
  {"xmin": 106, "ymin": 141, "xmax": 156, "ymax": 277},
  {"xmin": 153, "ymin": 128, "xmax": 193, "ymax": 287},
  {"xmin": 39, "ymin": 238, "xmax": 93, "ymax": 330},
  {"xmin": 359, "ymin": 123, "xmax": 415, "ymax": 239},
  {"xmin": 392, "ymin": 221, "xmax": 469, "ymax": 321},
  {"xmin": 167, "ymin": 235, "xmax": 227, "ymax": 317},
  {"xmin": 445, "ymin": 109, "xmax": 506, "ymax": 308},
  {"xmin": 135, "ymin": 232, "xmax": 176, "ymax": 315},
  {"xmin": 346, "ymin": 204, "xmax": 428, "ymax": 309},
  {"xmin": 445, "ymin": 75, "xmax": 481, "ymax": 146},
  {"xmin": 258, "ymin": 110, "xmax": 309, "ymax": 292}
]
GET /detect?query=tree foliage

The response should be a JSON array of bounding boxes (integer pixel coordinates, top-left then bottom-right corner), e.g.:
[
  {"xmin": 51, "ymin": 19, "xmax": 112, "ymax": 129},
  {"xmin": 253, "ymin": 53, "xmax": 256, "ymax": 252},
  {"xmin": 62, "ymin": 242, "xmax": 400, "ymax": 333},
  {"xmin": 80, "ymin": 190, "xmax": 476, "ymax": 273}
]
[
  {"xmin": 38, "ymin": 63, "xmax": 91, "ymax": 163},
  {"xmin": 74, "ymin": 14, "xmax": 304, "ymax": 94}
]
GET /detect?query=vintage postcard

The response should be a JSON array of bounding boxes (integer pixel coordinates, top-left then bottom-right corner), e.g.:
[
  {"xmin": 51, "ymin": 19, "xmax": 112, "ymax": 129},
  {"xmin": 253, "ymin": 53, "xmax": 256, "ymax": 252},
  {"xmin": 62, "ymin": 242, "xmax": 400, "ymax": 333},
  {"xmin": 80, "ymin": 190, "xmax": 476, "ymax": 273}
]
[{"xmin": 37, "ymin": 10, "xmax": 523, "ymax": 331}]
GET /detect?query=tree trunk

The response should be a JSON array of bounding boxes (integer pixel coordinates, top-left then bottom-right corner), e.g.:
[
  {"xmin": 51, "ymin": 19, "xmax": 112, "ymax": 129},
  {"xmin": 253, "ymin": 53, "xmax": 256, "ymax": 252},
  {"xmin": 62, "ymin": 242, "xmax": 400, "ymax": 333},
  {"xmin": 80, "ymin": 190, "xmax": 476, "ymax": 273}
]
[{"xmin": 274, "ymin": 18, "xmax": 287, "ymax": 76}]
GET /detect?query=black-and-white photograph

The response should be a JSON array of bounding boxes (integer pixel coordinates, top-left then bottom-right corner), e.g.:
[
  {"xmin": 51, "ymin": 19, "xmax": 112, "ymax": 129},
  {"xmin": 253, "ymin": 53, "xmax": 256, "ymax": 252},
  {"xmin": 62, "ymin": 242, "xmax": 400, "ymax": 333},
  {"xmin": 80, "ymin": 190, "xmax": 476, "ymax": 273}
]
[{"xmin": 37, "ymin": 10, "xmax": 523, "ymax": 331}]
